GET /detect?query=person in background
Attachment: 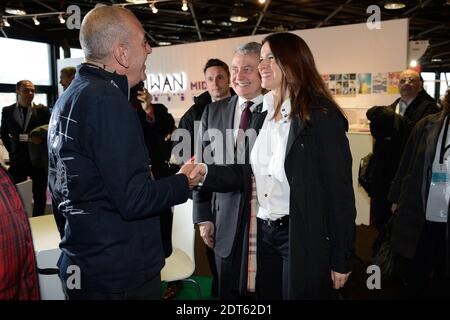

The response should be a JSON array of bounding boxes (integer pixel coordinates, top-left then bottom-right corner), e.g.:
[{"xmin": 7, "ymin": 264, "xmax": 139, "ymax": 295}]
[
  {"xmin": 48, "ymin": 6, "xmax": 200, "ymax": 300},
  {"xmin": 188, "ymin": 32, "xmax": 356, "ymax": 299},
  {"xmin": 366, "ymin": 70, "xmax": 439, "ymax": 251},
  {"xmin": 59, "ymin": 67, "xmax": 76, "ymax": 91},
  {"xmin": 0, "ymin": 80, "xmax": 50, "ymax": 216},
  {"xmin": 389, "ymin": 88, "xmax": 450, "ymax": 299},
  {"xmin": 0, "ymin": 164, "xmax": 40, "ymax": 300},
  {"xmin": 129, "ymin": 81, "xmax": 180, "ymax": 299},
  {"xmin": 174, "ymin": 58, "xmax": 235, "ymax": 164}
]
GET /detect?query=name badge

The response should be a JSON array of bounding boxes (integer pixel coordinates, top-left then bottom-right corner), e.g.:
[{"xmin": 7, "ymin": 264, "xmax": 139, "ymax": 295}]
[{"xmin": 19, "ymin": 134, "xmax": 29, "ymax": 142}]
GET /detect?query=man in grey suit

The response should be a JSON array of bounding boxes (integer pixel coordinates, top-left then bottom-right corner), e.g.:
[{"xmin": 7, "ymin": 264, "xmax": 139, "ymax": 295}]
[{"xmin": 193, "ymin": 42, "xmax": 263, "ymax": 299}]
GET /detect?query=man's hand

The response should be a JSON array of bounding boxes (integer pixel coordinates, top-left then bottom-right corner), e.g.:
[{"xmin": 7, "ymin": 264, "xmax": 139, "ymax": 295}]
[
  {"xmin": 189, "ymin": 164, "xmax": 206, "ymax": 180},
  {"xmin": 199, "ymin": 222, "xmax": 214, "ymax": 248},
  {"xmin": 178, "ymin": 163, "xmax": 205, "ymax": 190},
  {"xmin": 391, "ymin": 203, "xmax": 398, "ymax": 214},
  {"xmin": 331, "ymin": 270, "xmax": 351, "ymax": 289}
]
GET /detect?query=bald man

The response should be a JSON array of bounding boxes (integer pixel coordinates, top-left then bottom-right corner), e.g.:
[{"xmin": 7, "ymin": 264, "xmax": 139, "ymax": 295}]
[
  {"xmin": 366, "ymin": 69, "xmax": 439, "ymax": 238},
  {"xmin": 48, "ymin": 6, "xmax": 201, "ymax": 300},
  {"xmin": 59, "ymin": 66, "xmax": 76, "ymax": 91}
]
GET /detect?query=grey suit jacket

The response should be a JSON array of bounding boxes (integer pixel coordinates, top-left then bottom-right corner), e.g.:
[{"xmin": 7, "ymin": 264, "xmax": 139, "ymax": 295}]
[{"xmin": 193, "ymin": 95, "xmax": 250, "ymax": 258}]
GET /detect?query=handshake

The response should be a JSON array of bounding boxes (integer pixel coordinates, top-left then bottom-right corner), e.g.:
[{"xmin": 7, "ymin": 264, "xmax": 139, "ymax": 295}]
[{"xmin": 178, "ymin": 163, "xmax": 207, "ymax": 190}]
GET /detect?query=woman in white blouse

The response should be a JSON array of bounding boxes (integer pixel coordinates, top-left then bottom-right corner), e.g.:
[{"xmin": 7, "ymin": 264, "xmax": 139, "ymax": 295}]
[{"xmin": 192, "ymin": 33, "xmax": 356, "ymax": 299}]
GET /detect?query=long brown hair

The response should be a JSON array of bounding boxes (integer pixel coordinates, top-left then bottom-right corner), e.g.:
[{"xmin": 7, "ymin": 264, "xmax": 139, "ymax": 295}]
[{"xmin": 262, "ymin": 32, "xmax": 344, "ymax": 123}]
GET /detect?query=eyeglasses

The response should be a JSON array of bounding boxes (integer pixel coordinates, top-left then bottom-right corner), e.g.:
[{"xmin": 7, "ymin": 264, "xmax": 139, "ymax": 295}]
[{"xmin": 399, "ymin": 77, "xmax": 418, "ymax": 84}]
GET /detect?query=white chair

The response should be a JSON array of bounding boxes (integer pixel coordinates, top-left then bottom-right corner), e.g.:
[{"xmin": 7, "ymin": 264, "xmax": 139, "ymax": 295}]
[
  {"xmin": 29, "ymin": 215, "xmax": 65, "ymax": 300},
  {"xmin": 160, "ymin": 199, "xmax": 201, "ymax": 298},
  {"xmin": 16, "ymin": 179, "xmax": 33, "ymax": 217}
]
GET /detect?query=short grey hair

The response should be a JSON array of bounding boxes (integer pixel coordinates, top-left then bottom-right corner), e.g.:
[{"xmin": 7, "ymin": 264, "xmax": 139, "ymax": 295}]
[
  {"xmin": 234, "ymin": 42, "xmax": 261, "ymax": 56},
  {"xmin": 79, "ymin": 6, "xmax": 132, "ymax": 61}
]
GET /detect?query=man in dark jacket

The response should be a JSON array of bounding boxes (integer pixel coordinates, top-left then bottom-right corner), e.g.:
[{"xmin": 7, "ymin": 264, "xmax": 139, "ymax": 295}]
[
  {"xmin": 48, "ymin": 6, "xmax": 200, "ymax": 300},
  {"xmin": 174, "ymin": 58, "xmax": 235, "ymax": 164},
  {"xmin": 366, "ymin": 69, "xmax": 439, "ymax": 236},
  {"xmin": 388, "ymin": 88, "xmax": 450, "ymax": 298},
  {"xmin": 0, "ymin": 80, "xmax": 50, "ymax": 216}
]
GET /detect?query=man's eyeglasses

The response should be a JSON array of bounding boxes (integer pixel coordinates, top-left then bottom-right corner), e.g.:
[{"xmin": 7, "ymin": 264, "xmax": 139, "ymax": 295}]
[{"xmin": 399, "ymin": 77, "xmax": 418, "ymax": 84}]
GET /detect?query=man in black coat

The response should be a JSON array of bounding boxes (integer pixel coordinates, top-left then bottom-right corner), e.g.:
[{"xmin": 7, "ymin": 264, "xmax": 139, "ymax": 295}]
[
  {"xmin": 388, "ymin": 89, "xmax": 450, "ymax": 298},
  {"xmin": 1, "ymin": 80, "xmax": 50, "ymax": 216},
  {"xmin": 174, "ymin": 58, "xmax": 235, "ymax": 164},
  {"xmin": 366, "ymin": 69, "xmax": 439, "ymax": 235}
]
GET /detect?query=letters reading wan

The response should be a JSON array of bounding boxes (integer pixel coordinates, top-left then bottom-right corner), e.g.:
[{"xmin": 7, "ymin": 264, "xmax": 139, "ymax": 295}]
[{"xmin": 148, "ymin": 72, "xmax": 187, "ymax": 93}]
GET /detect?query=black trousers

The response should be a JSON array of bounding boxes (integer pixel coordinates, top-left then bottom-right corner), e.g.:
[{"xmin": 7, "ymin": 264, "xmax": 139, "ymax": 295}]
[
  {"xmin": 63, "ymin": 274, "xmax": 161, "ymax": 300},
  {"xmin": 9, "ymin": 165, "xmax": 47, "ymax": 217},
  {"xmin": 214, "ymin": 224, "xmax": 246, "ymax": 300},
  {"xmin": 371, "ymin": 196, "xmax": 391, "ymax": 232},
  {"xmin": 405, "ymin": 221, "xmax": 450, "ymax": 299},
  {"xmin": 256, "ymin": 217, "xmax": 289, "ymax": 300}
]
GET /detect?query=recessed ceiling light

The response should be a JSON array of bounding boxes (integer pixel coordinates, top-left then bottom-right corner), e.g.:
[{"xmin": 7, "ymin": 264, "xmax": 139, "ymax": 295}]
[
  {"xmin": 230, "ymin": 16, "xmax": 248, "ymax": 23},
  {"xmin": 5, "ymin": 0, "xmax": 27, "ymax": 15},
  {"xmin": 202, "ymin": 19, "xmax": 214, "ymax": 25},
  {"xmin": 158, "ymin": 41, "xmax": 172, "ymax": 46},
  {"xmin": 219, "ymin": 21, "xmax": 232, "ymax": 27},
  {"xmin": 384, "ymin": 2, "xmax": 406, "ymax": 10}
]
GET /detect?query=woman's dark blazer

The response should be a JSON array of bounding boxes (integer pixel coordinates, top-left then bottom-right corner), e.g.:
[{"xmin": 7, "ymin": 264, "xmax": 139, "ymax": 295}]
[{"xmin": 203, "ymin": 102, "xmax": 356, "ymax": 299}]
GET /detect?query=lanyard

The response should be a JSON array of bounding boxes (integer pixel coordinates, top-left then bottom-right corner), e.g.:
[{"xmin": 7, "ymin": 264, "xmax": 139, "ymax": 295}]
[{"xmin": 439, "ymin": 115, "xmax": 450, "ymax": 164}]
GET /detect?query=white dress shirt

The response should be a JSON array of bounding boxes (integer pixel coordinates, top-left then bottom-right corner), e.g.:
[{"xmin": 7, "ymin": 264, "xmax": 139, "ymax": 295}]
[{"xmin": 250, "ymin": 92, "xmax": 291, "ymax": 221}]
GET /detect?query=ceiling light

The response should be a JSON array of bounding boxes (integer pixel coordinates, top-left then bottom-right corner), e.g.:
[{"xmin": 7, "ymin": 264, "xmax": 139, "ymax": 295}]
[
  {"xmin": 150, "ymin": 3, "xmax": 158, "ymax": 14},
  {"xmin": 431, "ymin": 58, "xmax": 442, "ymax": 62},
  {"xmin": 181, "ymin": 0, "xmax": 188, "ymax": 11},
  {"xmin": 33, "ymin": 16, "xmax": 40, "ymax": 26},
  {"xmin": 125, "ymin": 0, "xmax": 148, "ymax": 3},
  {"xmin": 202, "ymin": 19, "xmax": 214, "ymax": 25},
  {"xmin": 219, "ymin": 21, "xmax": 232, "ymax": 27},
  {"xmin": 158, "ymin": 41, "xmax": 172, "ymax": 46},
  {"xmin": 384, "ymin": 2, "xmax": 406, "ymax": 10},
  {"xmin": 5, "ymin": 0, "xmax": 27, "ymax": 15},
  {"xmin": 409, "ymin": 59, "xmax": 418, "ymax": 67},
  {"xmin": 2, "ymin": 18, "xmax": 11, "ymax": 27},
  {"xmin": 259, "ymin": 0, "xmax": 266, "ymax": 3},
  {"xmin": 230, "ymin": 16, "xmax": 248, "ymax": 23},
  {"xmin": 58, "ymin": 14, "xmax": 65, "ymax": 24}
]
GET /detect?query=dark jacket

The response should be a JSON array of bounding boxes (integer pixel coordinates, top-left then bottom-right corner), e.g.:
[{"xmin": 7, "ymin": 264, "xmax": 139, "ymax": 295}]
[
  {"xmin": 366, "ymin": 94, "xmax": 439, "ymax": 199},
  {"xmin": 388, "ymin": 111, "xmax": 450, "ymax": 274},
  {"xmin": 135, "ymin": 104, "xmax": 176, "ymax": 178},
  {"xmin": 134, "ymin": 104, "xmax": 177, "ymax": 257},
  {"xmin": 1, "ymin": 103, "xmax": 50, "ymax": 169},
  {"xmin": 48, "ymin": 63, "xmax": 190, "ymax": 293},
  {"xmin": 203, "ymin": 103, "xmax": 356, "ymax": 299}
]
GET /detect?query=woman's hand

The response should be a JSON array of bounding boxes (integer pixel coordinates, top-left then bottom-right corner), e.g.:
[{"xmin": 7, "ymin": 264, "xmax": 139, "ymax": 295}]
[{"xmin": 331, "ymin": 270, "xmax": 351, "ymax": 289}]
